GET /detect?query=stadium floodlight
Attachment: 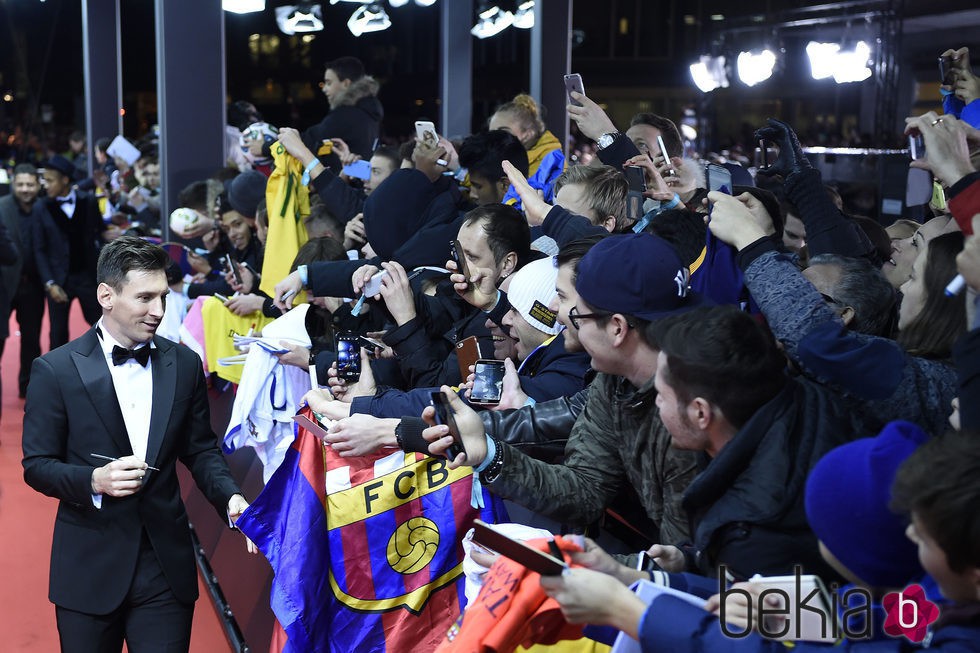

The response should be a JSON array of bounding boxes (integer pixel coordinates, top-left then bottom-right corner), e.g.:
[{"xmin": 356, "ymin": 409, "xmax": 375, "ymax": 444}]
[
  {"xmin": 223, "ymin": 0, "xmax": 265, "ymax": 13},
  {"xmin": 348, "ymin": 2, "xmax": 391, "ymax": 36},
  {"xmin": 513, "ymin": 1, "xmax": 534, "ymax": 29},
  {"xmin": 690, "ymin": 55, "xmax": 728, "ymax": 93},
  {"xmin": 276, "ymin": 4, "xmax": 324, "ymax": 34},
  {"xmin": 737, "ymin": 49, "xmax": 776, "ymax": 86},
  {"xmin": 471, "ymin": 4, "xmax": 514, "ymax": 39}
]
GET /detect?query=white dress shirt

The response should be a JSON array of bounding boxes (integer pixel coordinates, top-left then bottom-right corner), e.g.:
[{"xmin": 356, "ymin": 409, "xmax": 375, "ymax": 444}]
[
  {"xmin": 91, "ymin": 321, "xmax": 155, "ymax": 508},
  {"xmin": 55, "ymin": 189, "xmax": 77, "ymax": 219}
]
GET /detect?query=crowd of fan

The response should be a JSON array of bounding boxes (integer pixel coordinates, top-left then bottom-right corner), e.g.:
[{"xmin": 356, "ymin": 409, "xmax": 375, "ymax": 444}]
[{"xmin": 3, "ymin": 45, "xmax": 980, "ymax": 651}]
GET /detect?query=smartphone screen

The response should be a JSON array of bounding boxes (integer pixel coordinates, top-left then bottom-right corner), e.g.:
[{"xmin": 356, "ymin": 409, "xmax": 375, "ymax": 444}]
[
  {"xmin": 470, "ymin": 360, "xmax": 505, "ymax": 405},
  {"xmin": 705, "ymin": 163, "xmax": 733, "ymax": 195},
  {"xmin": 335, "ymin": 333, "xmax": 361, "ymax": 380},
  {"xmin": 563, "ymin": 73, "xmax": 585, "ymax": 106},
  {"xmin": 909, "ymin": 133, "xmax": 926, "ymax": 160},
  {"xmin": 224, "ymin": 254, "xmax": 243, "ymax": 285},
  {"xmin": 342, "ymin": 159, "xmax": 372, "ymax": 181},
  {"xmin": 450, "ymin": 239, "xmax": 471, "ymax": 281},
  {"xmin": 430, "ymin": 391, "xmax": 467, "ymax": 461},
  {"xmin": 939, "ymin": 56, "xmax": 955, "ymax": 85},
  {"xmin": 623, "ymin": 165, "xmax": 646, "ymax": 192}
]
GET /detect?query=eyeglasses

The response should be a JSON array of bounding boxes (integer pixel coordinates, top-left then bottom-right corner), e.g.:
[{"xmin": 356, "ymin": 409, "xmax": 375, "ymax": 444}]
[{"xmin": 568, "ymin": 305, "xmax": 611, "ymax": 330}]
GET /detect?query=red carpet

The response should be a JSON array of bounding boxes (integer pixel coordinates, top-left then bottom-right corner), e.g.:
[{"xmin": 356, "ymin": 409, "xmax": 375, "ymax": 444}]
[{"xmin": 0, "ymin": 303, "xmax": 232, "ymax": 652}]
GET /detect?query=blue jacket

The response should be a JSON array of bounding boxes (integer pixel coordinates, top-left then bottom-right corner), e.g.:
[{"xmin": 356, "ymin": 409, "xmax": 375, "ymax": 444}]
[{"xmin": 943, "ymin": 92, "xmax": 980, "ymax": 129}]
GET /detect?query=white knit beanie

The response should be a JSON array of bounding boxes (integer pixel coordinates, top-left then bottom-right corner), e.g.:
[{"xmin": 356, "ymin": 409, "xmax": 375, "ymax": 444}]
[{"xmin": 506, "ymin": 257, "xmax": 562, "ymax": 336}]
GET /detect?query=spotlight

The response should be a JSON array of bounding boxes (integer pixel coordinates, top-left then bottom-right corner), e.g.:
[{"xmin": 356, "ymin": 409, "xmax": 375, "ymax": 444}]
[
  {"xmin": 471, "ymin": 4, "xmax": 514, "ymax": 39},
  {"xmin": 513, "ymin": 1, "xmax": 534, "ymax": 29},
  {"xmin": 689, "ymin": 55, "xmax": 728, "ymax": 93},
  {"xmin": 223, "ymin": 0, "xmax": 265, "ymax": 13},
  {"xmin": 832, "ymin": 41, "xmax": 873, "ymax": 83},
  {"xmin": 389, "ymin": 0, "xmax": 410, "ymax": 6},
  {"xmin": 275, "ymin": 4, "xmax": 324, "ymax": 35},
  {"xmin": 414, "ymin": 0, "xmax": 437, "ymax": 5},
  {"xmin": 806, "ymin": 40, "xmax": 872, "ymax": 84},
  {"xmin": 348, "ymin": 2, "xmax": 391, "ymax": 36},
  {"xmin": 736, "ymin": 49, "xmax": 776, "ymax": 86}
]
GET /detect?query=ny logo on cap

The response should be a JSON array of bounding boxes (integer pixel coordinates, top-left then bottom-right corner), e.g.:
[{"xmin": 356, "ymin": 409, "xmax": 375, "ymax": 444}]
[{"xmin": 673, "ymin": 268, "xmax": 691, "ymax": 298}]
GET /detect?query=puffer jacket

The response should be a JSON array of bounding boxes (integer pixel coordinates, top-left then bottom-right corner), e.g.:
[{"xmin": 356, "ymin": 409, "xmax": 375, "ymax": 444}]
[
  {"xmin": 303, "ymin": 75, "xmax": 384, "ymax": 163},
  {"xmin": 484, "ymin": 372, "xmax": 699, "ymax": 547}
]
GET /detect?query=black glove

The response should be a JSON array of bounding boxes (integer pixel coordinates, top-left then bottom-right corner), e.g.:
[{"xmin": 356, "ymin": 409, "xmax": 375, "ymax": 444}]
[{"xmin": 754, "ymin": 118, "xmax": 811, "ymax": 177}]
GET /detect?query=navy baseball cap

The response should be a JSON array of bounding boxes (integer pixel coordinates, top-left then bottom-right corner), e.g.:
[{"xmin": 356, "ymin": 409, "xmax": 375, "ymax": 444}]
[{"xmin": 574, "ymin": 233, "xmax": 708, "ymax": 321}]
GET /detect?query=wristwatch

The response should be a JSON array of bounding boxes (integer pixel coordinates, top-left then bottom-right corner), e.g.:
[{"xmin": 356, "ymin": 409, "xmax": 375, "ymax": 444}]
[{"xmin": 597, "ymin": 131, "xmax": 621, "ymax": 150}]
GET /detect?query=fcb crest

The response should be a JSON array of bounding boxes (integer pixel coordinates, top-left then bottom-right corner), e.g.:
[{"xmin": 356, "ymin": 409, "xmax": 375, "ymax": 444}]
[{"xmin": 324, "ymin": 450, "xmax": 476, "ymax": 615}]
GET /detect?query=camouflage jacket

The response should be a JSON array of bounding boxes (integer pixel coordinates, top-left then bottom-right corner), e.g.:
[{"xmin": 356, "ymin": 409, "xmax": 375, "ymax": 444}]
[{"xmin": 485, "ymin": 372, "xmax": 699, "ymax": 546}]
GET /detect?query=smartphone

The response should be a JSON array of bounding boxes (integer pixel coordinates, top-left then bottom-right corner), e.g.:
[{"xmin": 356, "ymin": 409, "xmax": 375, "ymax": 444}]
[
  {"xmin": 455, "ymin": 335, "xmax": 482, "ymax": 381},
  {"xmin": 293, "ymin": 413, "xmax": 329, "ymax": 440},
  {"xmin": 909, "ymin": 133, "xmax": 926, "ymax": 160},
  {"xmin": 747, "ymin": 573, "xmax": 836, "ymax": 642},
  {"xmin": 335, "ymin": 333, "xmax": 361, "ymax": 380},
  {"xmin": 359, "ymin": 335, "xmax": 385, "ymax": 350},
  {"xmin": 471, "ymin": 519, "xmax": 567, "ymax": 576},
  {"xmin": 655, "ymin": 134, "xmax": 675, "ymax": 174},
  {"xmin": 450, "ymin": 239, "xmax": 471, "ymax": 281},
  {"xmin": 362, "ymin": 270, "xmax": 389, "ymax": 297},
  {"xmin": 415, "ymin": 120, "xmax": 439, "ymax": 149},
  {"xmin": 224, "ymin": 254, "xmax": 243, "ymax": 285},
  {"xmin": 470, "ymin": 359, "xmax": 506, "ymax": 405},
  {"xmin": 430, "ymin": 390, "xmax": 467, "ymax": 461},
  {"xmin": 623, "ymin": 165, "xmax": 646, "ymax": 224},
  {"xmin": 939, "ymin": 56, "xmax": 956, "ymax": 85},
  {"xmin": 342, "ymin": 159, "xmax": 372, "ymax": 181},
  {"xmin": 705, "ymin": 162, "xmax": 733, "ymax": 195},
  {"xmin": 623, "ymin": 165, "xmax": 646, "ymax": 192},
  {"xmin": 563, "ymin": 73, "xmax": 586, "ymax": 106}
]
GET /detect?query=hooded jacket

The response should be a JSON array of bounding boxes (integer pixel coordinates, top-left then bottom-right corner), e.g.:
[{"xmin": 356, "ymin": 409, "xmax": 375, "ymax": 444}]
[{"xmin": 302, "ymin": 75, "xmax": 384, "ymax": 163}]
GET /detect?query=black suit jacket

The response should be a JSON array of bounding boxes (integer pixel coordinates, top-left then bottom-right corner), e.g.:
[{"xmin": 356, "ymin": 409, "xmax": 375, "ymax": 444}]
[
  {"xmin": 22, "ymin": 328, "xmax": 241, "ymax": 614},
  {"xmin": 32, "ymin": 191, "xmax": 104, "ymax": 287}
]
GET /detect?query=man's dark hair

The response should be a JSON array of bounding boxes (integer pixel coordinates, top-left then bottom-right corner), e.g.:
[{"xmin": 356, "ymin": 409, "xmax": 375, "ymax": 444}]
[
  {"xmin": 177, "ymin": 180, "xmax": 210, "ymax": 212},
  {"xmin": 897, "ymin": 231, "xmax": 967, "ymax": 359},
  {"xmin": 95, "ymin": 137, "xmax": 113, "ymax": 154},
  {"xmin": 292, "ymin": 237, "xmax": 347, "ymax": 270},
  {"xmin": 808, "ymin": 254, "xmax": 897, "ymax": 337},
  {"xmin": 557, "ymin": 234, "xmax": 607, "ymax": 282},
  {"xmin": 304, "ymin": 203, "xmax": 343, "ymax": 241},
  {"xmin": 398, "ymin": 141, "xmax": 415, "ymax": 167},
  {"xmin": 892, "ymin": 430, "xmax": 980, "ymax": 572},
  {"xmin": 458, "ymin": 130, "xmax": 529, "ymax": 183},
  {"xmin": 69, "ymin": 130, "xmax": 85, "ymax": 144},
  {"xmin": 642, "ymin": 209, "xmax": 707, "ymax": 268},
  {"xmin": 228, "ymin": 100, "xmax": 262, "ymax": 131},
  {"xmin": 372, "ymin": 145, "xmax": 400, "ymax": 172},
  {"xmin": 464, "ymin": 204, "xmax": 532, "ymax": 269},
  {"xmin": 629, "ymin": 113, "xmax": 683, "ymax": 160},
  {"xmin": 325, "ymin": 56, "xmax": 365, "ymax": 82},
  {"xmin": 13, "ymin": 163, "xmax": 38, "ymax": 179},
  {"xmin": 734, "ymin": 185, "xmax": 784, "ymax": 239},
  {"xmin": 659, "ymin": 305, "xmax": 787, "ymax": 429},
  {"xmin": 97, "ymin": 236, "xmax": 169, "ymax": 289}
]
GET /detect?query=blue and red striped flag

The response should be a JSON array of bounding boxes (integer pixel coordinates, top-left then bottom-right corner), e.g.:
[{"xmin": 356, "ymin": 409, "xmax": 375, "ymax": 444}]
[{"xmin": 237, "ymin": 409, "xmax": 507, "ymax": 653}]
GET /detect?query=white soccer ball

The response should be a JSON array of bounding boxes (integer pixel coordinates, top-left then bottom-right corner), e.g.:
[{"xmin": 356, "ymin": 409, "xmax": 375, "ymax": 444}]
[{"xmin": 169, "ymin": 207, "xmax": 201, "ymax": 237}]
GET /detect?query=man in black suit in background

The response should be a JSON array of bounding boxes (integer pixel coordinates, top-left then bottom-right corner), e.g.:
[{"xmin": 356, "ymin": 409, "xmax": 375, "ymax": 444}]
[
  {"xmin": 34, "ymin": 154, "xmax": 107, "ymax": 349},
  {"xmin": 0, "ymin": 163, "xmax": 45, "ymax": 398},
  {"xmin": 22, "ymin": 236, "xmax": 252, "ymax": 652}
]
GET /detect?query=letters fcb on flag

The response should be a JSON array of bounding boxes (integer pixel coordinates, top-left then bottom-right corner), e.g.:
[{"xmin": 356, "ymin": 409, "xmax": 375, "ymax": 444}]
[{"xmin": 237, "ymin": 408, "xmax": 507, "ymax": 653}]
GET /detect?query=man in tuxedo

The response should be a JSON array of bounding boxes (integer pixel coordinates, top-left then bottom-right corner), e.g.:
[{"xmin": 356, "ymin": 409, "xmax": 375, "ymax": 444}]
[
  {"xmin": 22, "ymin": 236, "xmax": 251, "ymax": 652},
  {"xmin": 34, "ymin": 154, "xmax": 107, "ymax": 349},
  {"xmin": 0, "ymin": 163, "xmax": 45, "ymax": 398}
]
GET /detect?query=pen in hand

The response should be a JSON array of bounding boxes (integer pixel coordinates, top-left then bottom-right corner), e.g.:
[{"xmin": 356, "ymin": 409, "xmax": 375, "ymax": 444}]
[{"xmin": 90, "ymin": 453, "xmax": 160, "ymax": 472}]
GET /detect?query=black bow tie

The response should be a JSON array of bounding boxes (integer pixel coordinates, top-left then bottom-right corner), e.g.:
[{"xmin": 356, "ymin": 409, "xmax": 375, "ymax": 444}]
[
  {"xmin": 112, "ymin": 344, "xmax": 151, "ymax": 367},
  {"xmin": 57, "ymin": 197, "xmax": 73, "ymax": 205}
]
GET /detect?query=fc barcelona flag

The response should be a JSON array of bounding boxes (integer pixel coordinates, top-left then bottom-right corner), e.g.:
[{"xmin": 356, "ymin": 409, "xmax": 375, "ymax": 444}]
[{"xmin": 237, "ymin": 409, "xmax": 507, "ymax": 653}]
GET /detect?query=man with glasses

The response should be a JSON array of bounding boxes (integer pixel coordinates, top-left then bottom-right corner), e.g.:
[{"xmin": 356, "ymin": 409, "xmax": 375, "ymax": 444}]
[{"xmin": 419, "ymin": 234, "xmax": 707, "ymax": 550}]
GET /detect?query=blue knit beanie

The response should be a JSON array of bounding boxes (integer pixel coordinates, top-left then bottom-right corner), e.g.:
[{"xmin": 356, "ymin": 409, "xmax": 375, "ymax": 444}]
[{"xmin": 804, "ymin": 420, "xmax": 926, "ymax": 589}]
